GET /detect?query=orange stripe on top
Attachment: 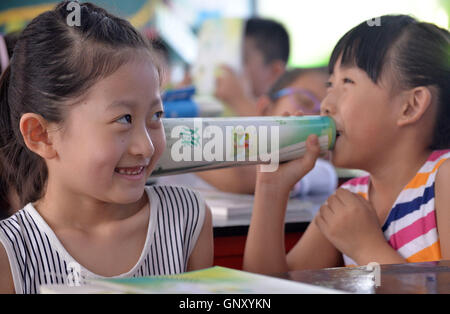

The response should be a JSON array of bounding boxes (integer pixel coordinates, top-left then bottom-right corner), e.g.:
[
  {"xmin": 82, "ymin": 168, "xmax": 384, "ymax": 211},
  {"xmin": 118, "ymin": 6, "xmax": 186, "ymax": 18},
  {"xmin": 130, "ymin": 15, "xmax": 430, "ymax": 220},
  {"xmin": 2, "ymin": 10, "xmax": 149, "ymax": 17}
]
[
  {"xmin": 404, "ymin": 158, "xmax": 447, "ymax": 190},
  {"xmin": 357, "ymin": 192, "xmax": 367, "ymax": 199},
  {"xmin": 406, "ymin": 241, "xmax": 441, "ymax": 263}
]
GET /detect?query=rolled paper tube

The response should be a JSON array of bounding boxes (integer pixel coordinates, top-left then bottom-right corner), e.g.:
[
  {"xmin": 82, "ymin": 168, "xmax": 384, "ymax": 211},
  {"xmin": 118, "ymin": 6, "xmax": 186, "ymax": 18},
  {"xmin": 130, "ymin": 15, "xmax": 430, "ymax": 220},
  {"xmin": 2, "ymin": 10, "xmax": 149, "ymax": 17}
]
[{"xmin": 151, "ymin": 115, "xmax": 336, "ymax": 176}]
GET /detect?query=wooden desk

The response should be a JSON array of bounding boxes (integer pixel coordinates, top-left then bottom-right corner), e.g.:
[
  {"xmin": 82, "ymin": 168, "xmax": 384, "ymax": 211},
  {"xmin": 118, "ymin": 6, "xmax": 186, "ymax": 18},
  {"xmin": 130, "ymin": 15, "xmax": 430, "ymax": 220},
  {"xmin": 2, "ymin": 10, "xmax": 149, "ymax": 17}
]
[{"xmin": 277, "ymin": 260, "xmax": 450, "ymax": 294}]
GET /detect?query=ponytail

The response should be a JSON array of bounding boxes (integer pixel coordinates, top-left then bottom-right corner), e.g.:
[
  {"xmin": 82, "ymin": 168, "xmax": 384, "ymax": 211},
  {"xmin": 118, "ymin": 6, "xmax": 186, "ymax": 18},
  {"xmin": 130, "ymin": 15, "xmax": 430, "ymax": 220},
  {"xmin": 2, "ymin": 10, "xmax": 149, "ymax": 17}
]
[
  {"xmin": 0, "ymin": 65, "xmax": 16, "ymax": 216},
  {"xmin": 0, "ymin": 65, "xmax": 48, "ymax": 214}
]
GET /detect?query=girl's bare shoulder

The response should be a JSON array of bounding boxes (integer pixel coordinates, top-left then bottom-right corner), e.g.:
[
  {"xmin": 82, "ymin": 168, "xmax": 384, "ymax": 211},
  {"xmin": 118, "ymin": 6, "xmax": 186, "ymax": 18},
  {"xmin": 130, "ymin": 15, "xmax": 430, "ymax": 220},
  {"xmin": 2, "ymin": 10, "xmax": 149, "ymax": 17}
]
[{"xmin": 0, "ymin": 242, "xmax": 15, "ymax": 293}]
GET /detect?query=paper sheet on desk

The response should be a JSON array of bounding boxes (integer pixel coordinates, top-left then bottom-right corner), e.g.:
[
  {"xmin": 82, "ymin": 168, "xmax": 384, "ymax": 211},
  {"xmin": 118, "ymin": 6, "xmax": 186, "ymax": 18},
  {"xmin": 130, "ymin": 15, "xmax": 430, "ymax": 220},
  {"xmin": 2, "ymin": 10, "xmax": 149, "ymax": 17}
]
[
  {"xmin": 40, "ymin": 266, "xmax": 346, "ymax": 294},
  {"xmin": 197, "ymin": 189, "xmax": 316, "ymax": 220}
]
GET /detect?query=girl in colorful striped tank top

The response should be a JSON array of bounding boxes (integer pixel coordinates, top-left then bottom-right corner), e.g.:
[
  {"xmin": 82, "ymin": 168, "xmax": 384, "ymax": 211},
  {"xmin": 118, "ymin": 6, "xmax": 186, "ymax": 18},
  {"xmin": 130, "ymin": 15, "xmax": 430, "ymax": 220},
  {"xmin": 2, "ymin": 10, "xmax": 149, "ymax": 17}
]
[{"xmin": 244, "ymin": 15, "xmax": 450, "ymax": 274}]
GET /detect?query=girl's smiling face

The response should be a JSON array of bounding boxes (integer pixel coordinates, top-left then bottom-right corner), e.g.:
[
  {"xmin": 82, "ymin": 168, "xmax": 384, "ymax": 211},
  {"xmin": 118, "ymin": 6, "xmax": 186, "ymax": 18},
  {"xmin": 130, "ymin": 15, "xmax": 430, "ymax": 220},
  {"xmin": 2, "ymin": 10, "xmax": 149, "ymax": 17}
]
[
  {"xmin": 50, "ymin": 56, "xmax": 165, "ymax": 204},
  {"xmin": 320, "ymin": 58, "xmax": 402, "ymax": 171}
]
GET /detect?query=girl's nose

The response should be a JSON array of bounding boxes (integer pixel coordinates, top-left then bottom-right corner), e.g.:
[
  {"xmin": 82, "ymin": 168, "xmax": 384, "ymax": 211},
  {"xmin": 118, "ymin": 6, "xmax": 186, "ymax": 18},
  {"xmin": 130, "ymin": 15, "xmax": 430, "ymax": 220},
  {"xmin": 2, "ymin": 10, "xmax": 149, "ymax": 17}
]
[
  {"xmin": 320, "ymin": 95, "xmax": 336, "ymax": 116},
  {"xmin": 130, "ymin": 127, "xmax": 155, "ymax": 159}
]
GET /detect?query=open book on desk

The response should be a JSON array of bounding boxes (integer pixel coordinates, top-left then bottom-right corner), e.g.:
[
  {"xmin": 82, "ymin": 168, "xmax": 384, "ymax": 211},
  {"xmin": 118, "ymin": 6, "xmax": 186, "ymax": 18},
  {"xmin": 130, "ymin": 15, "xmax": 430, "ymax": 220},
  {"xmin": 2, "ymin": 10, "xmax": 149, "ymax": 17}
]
[
  {"xmin": 40, "ymin": 266, "xmax": 345, "ymax": 294},
  {"xmin": 197, "ymin": 188, "xmax": 326, "ymax": 222}
]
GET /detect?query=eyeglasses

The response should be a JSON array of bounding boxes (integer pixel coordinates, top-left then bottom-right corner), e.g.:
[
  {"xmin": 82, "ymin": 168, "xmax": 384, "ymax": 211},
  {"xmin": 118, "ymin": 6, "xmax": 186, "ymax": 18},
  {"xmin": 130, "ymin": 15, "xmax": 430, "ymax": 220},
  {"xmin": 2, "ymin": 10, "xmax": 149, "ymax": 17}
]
[{"xmin": 270, "ymin": 87, "xmax": 321, "ymax": 114}]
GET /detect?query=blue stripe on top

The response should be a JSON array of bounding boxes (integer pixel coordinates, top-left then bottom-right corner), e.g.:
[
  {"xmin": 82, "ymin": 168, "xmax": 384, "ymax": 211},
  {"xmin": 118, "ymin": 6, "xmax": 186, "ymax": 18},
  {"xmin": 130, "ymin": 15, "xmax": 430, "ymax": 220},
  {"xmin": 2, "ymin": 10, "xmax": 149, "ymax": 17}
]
[{"xmin": 381, "ymin": 183, "xmax": 435, "ymax": 233}]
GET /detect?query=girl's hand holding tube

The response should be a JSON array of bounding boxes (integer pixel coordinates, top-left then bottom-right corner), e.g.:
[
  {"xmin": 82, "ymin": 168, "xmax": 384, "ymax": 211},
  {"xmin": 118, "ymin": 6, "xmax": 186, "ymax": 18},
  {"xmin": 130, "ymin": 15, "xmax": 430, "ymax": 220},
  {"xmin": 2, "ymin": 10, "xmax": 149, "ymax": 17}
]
[{"xmin": 256, "ymin": 111, "xmax": 321, "ymax": 193}]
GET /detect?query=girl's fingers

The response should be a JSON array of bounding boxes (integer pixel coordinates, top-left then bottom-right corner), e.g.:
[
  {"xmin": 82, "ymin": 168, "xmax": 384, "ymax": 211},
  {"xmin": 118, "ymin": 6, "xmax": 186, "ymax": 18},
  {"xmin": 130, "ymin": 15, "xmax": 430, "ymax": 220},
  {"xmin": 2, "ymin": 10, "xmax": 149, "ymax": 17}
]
[
  {"xmin": 282, "ymin": 134, "xmax": 320, "ymax": 180},
  {"xmin": 302, "ymin": 134, "xmax": 320, "ymax": 170},
  {"xmin": 325, "ymin": 196, "xmax": 339, "ymax": 214},
  {"xmin": 315, "ymin": 206, "xmax": 330, "ymax": 233}
]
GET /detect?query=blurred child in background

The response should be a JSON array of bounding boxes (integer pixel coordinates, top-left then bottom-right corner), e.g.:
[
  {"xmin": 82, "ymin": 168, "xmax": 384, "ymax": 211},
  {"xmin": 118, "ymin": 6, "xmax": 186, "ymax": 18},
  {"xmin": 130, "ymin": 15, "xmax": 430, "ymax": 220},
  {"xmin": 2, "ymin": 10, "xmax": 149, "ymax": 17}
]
[{"xmin": 214, "ymin": 17, "xmax": 290, "ymax": 117}]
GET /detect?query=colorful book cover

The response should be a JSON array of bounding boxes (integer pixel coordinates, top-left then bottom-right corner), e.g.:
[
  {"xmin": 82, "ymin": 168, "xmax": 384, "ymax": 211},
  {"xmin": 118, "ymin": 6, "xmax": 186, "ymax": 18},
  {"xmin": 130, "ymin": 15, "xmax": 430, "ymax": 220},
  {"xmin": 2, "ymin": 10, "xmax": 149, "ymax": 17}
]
[
  {"xmin": 40, "ymin": 266, "xmax": 345, "ymax": 294},
  {"xmin": 87, "ymin": 266, "xmax": 345, "ymax": 294}
]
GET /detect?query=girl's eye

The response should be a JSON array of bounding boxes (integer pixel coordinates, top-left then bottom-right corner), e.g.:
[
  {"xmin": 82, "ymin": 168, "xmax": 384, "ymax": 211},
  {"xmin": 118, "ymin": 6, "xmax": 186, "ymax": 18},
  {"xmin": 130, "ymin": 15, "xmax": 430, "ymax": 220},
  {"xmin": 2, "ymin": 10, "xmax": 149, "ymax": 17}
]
[
  {"xmin": 117, "ymin": 114, "xmax": 133, "ymax": 124},
  {"xmin": 152, "ymin": 111, "xmax": 164, "ymax": 121},
  {"xmin": 325, "ymin": 81, "xmax": 332, "ymax": 88},
  {"xmin": 343, "ymin": 78, "xmax": 355, "ymax": 84},
  {"xmin": 149, "ymin": 111, "xmax": 164, "ymax": 128}
]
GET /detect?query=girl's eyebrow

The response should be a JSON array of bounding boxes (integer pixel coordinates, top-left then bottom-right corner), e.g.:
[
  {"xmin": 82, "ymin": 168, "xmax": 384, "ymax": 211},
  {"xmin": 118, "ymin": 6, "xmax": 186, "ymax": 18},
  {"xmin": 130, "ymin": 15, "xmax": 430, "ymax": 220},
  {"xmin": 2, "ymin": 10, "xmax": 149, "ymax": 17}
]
[
  {"xmin": 108, "ymin": 98, "xmax": 162, "ymax": 110},
  {"xmin": 108, "ymin": 100, "xmax": 136, "ymax": 110}
]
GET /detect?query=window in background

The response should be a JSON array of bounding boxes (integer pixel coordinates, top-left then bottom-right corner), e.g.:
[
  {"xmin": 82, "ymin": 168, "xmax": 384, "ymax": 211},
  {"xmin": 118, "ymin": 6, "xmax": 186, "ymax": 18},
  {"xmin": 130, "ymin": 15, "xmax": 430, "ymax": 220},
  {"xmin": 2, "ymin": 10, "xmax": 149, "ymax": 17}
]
[{"xmin": 257, "ymin": 0, "xmax": 450, "ymax": 67}]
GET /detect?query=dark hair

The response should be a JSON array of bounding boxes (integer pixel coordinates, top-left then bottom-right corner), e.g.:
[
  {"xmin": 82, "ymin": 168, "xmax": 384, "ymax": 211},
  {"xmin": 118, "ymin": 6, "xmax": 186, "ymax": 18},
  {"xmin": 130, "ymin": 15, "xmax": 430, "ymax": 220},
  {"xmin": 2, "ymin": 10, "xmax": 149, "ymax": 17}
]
[
  {"xmin": 151, "ymin": 38, "xmax": 169, "ymax": 62},
  {"xmin": 0, "ymin": 1, "xmax": 156, "ymax": 214},
  {"xmin": 245, "ymin": 17, "xmax": 290, "ymax": 64},
  {"xmin": 329, "ymin": 15, "xmax": 450, "ymax": 149},
  {"xmin": 0, "ymin": 31, "xmax": 20, "ymax": 216},
  {"xmin": 267, "ymin": 67, "xmax": 328, "ymax": 101},
  {"xmin": 4, "ymin": 31, "xmax": 20, "ymax": 58}
]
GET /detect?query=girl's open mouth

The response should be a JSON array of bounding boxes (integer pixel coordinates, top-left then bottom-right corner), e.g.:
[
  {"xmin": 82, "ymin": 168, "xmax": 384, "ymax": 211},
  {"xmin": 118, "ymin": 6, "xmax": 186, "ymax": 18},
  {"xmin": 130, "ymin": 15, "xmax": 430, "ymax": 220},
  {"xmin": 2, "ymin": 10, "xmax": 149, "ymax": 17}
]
[
  {"xmin": 114, "ymin": 166, "xmax": 146, "ymax": 180},
  {"xmin": 333, "ymin": 130, "xmax": 342, "ymax": 151}
]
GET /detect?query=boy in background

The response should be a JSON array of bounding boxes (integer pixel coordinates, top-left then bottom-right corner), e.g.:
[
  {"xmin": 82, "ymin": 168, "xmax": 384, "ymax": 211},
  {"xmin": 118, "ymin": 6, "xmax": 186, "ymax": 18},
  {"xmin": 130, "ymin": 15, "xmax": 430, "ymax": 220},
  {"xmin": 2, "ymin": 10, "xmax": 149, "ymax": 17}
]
[{"xmin": 214, "ymin": 17, "xmax": 290, "ymax": 117}]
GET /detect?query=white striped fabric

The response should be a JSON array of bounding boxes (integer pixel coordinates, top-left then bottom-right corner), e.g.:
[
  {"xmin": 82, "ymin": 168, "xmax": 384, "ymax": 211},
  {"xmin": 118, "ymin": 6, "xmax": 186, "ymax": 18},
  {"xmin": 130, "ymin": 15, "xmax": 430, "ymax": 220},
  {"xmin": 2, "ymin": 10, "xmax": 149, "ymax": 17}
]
[{"xmin": 0, "ymin": 185, "xmax": 205, "ymax": 294}]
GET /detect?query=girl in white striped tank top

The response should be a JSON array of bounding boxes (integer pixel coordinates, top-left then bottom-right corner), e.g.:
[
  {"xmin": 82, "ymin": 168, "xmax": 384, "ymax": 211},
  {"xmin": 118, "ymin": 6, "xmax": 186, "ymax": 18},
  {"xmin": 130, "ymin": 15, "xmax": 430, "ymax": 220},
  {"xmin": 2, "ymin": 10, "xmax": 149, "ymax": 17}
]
[{"xmin": 0, "ymin": 1, "xmax": 213, "ymax": 294}]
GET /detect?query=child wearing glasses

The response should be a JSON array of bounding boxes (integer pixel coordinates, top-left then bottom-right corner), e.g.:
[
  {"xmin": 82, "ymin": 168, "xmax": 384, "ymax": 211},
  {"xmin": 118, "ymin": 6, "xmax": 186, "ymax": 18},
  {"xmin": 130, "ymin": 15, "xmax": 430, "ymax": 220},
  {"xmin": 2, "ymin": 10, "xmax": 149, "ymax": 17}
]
[
  {"xmin": 258, "ymin": 67, "xmax": 326, "ymax": 116},
  {"xmin": 244, "ymin": 15, "xmax": 450, "ymax": 273}
]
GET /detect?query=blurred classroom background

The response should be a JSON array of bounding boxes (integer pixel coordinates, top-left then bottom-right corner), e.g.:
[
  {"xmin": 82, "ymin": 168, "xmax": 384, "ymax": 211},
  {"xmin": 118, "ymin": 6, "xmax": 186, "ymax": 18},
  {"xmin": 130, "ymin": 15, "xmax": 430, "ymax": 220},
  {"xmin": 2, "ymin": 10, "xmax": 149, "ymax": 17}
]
[{"xmin": 1, "ymin": 0, "xmax": 448, "ymax": 91}]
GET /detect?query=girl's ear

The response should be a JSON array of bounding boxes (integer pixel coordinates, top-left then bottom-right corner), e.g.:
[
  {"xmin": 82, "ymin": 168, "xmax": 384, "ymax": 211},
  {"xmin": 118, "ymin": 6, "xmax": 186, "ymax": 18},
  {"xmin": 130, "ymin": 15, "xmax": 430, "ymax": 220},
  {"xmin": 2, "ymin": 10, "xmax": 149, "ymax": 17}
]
[
  {"xmin": 19, "ymin": 113, "xmax": 57, "ymax": 159},
  {"xmin": 256, "ymin": 95, "xmax": 272, "ymax": 116},
  {"xmin": 397, "ymin": 86, "xmax": 433, "ymax": 127}
]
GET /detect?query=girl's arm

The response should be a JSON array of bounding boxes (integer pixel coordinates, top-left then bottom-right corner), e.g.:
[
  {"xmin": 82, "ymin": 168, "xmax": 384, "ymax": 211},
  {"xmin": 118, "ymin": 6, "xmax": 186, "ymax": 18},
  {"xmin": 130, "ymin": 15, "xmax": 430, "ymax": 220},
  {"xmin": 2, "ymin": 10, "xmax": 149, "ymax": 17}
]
[
  {"xmin": 244, "ymin": 182, "xmax": 343, "ymax": 273},
  {"xmin": 214, "ymin": 65, "xmax": 259, "ymax": 117},
  {"xmin": 243, "ymin": 178, "xmax": 291, "ymax": 274},
  {"xmin": 286, "ymin": 216, "xmax": 343, "ymax": 270},
  {"xmin": 435, "ymin": 159, "xmax": 450, "ymax": 260},
  {"xmin": 244, "ymin": 134, "xmax": 342, "ymax": 274},
  {"xmin": 186, "ymin": 205, "xmax": 214, "ymax": 271},
  {"xmin": 0, "ymin": 244, "xmax": 15, "ymax": 293}
]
